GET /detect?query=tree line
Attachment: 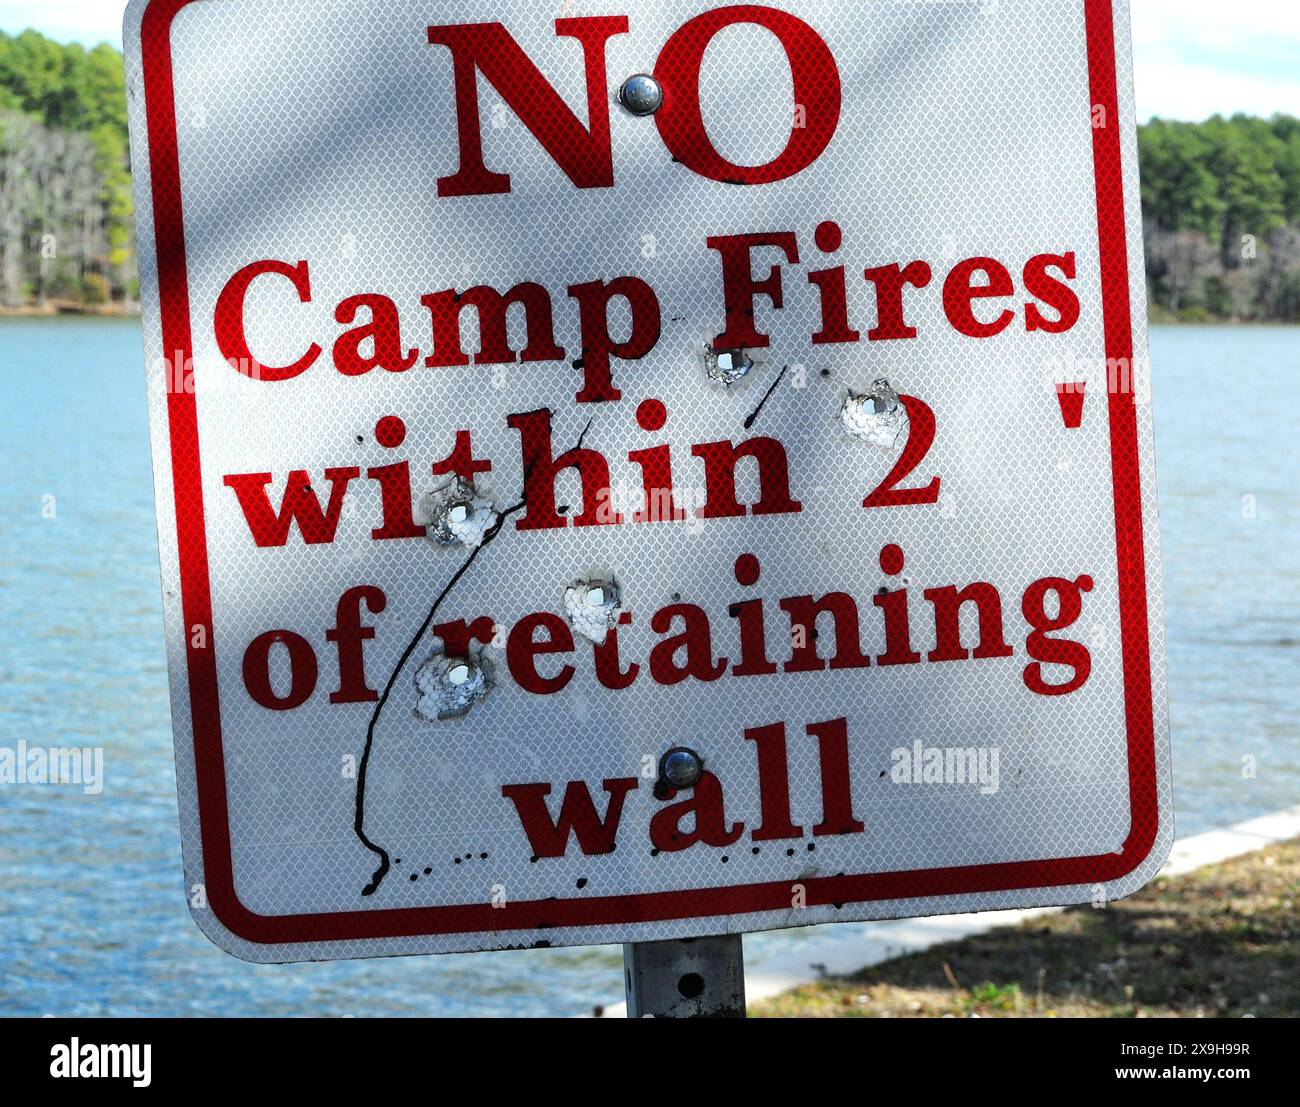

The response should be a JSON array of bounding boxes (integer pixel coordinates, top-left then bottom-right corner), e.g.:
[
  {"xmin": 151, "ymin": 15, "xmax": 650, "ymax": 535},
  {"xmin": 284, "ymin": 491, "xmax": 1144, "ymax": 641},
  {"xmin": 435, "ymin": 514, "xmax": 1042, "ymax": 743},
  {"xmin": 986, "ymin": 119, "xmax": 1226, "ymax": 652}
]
[
  {"xmin": 0, "ymin": 28, "xmax": 1297, "ymax": 321},
  {"xmin": 0, "ymin": 31, "xmax": 132, "ymax": 309},
  {"xmin": 1141, "ymin": 114, "xmax": 1300, "ymax": 322}
]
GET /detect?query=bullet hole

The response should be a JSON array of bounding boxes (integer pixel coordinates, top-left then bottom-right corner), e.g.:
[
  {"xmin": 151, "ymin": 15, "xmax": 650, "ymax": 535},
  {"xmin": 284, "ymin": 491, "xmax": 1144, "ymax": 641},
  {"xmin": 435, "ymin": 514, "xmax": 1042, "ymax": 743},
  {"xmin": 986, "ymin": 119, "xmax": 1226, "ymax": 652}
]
[
  {"xmin": 786, "ymin": 848, "xmax": 795, "ymax": 857},
  {"xmin": 423, "ymin": 867, "xmax": 432, "ymax": 875},
  {"xmin": 409, "ymin": 873, "xmax": 418, "ymax": 882},
  {"xmin": 705, "ymin": 344, "xmax": 754, "ymax": 385},
  {"xmin": 564, "ymin": 574, "xmax": 622, "ymax": 645},
  {"xmin": 678, "ymin": 973, "xmax": 706, "ymax": 999},
  {"xmin": 807, "ymin": 843, "xmax": 816, "ymax": 852},
  {"xmin": 650, "ymin": 848, "xmax": 661, "ymax": 857},
  {"xmin": 354, "ymin": 434, "xmax": 364, "ymax": 444},
  {"xmin": 721, "ymin": 855, "xmax": 729, "ymax": 863},
  {"xmin": 480, "ymin": 852, "xmax": 488, "ymax": 859},
  {"xmin": 415, "ymin": 476, "xmax": 500, "ymax": 549},
  {"xmin": 841, "ymin": 378, "xmax": 907, "ymax": 448},
  {"xmin": 576, "ymin": 878, "xmax": 588, "ymax": 889},
  {"xmin": 414, "ymin": 652, "xmax": 493, "ymax": 721},
  {"xmin": 530, "ymin": 855, "xmax": 539, "ymax": 863},
  {"xmin": 454, "ymin": 857, "xmax": 461, "ymax": 865},
  {"xmin": 751, "ymin": 847, "xmax": 761, "ymax": 855},
  {"xmin": 819, "ymin": 368, "xmax": 831, "ymax": 378}
]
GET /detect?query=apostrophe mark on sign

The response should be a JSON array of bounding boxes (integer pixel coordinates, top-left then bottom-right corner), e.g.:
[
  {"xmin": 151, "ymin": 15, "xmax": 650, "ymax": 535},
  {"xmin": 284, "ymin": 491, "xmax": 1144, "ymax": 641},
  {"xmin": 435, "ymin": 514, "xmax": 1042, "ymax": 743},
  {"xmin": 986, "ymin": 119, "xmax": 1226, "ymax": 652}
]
[
  {"xmin": 743, "ymin": 365, "xmax": 789, "ymax": 430},
  {"xmin": 1056, "ymin": 381, "xmax": 1086, "ymax": 428}
]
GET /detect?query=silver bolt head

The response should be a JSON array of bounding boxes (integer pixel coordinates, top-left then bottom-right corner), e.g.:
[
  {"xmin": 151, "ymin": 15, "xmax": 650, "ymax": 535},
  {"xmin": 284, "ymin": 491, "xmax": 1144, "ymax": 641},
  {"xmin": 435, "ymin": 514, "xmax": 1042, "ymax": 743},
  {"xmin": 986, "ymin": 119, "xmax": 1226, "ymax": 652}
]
[
  {"xmin": 446, "ymin": 661, "xmax": 473, "ymax": 686},
  {"xmin": 447, "ymin": 501, "xmax": 473, "ymax": 525},
  {"xmin": 619, "ymin": 73, "xmax": 663, "ymax": 116},
  {"xmin": 661, "ymin": 747, "xmax": 704, "ymax": 789}
]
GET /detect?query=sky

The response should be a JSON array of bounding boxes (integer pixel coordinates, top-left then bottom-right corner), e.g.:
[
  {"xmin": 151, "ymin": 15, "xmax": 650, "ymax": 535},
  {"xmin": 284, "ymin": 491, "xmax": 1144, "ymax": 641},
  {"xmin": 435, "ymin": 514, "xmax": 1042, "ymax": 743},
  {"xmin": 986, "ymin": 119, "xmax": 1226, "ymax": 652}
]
[{"xmin": 0, "ymin": 0, "xmax": 1296, "ymax": 123}]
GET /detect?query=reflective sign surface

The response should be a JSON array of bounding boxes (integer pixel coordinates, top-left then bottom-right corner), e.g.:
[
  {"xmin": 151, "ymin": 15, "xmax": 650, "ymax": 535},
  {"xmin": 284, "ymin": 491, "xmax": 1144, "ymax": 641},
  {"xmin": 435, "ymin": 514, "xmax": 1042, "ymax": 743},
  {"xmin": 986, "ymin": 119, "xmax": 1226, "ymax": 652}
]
[{"xmin": 125, "ymin": 0, "xmax": 1172, "ymax": 960}]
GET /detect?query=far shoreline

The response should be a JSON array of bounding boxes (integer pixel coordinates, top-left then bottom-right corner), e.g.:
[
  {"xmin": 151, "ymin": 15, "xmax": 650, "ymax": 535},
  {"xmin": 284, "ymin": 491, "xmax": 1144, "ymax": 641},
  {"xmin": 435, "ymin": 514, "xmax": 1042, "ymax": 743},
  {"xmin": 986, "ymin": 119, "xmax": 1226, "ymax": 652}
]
[{"xmin": 0, "ymin": 301, "xmax": 141, "ymax": 319}]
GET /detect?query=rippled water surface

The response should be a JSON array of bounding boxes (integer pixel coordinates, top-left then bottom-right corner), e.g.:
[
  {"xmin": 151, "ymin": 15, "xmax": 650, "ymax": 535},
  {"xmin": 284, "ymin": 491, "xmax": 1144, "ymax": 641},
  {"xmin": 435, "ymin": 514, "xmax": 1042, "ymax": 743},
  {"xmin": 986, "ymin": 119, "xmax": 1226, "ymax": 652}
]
[{"xmin": 0, "ymin": 319, "xmax": 1295, "ymax": 1016}]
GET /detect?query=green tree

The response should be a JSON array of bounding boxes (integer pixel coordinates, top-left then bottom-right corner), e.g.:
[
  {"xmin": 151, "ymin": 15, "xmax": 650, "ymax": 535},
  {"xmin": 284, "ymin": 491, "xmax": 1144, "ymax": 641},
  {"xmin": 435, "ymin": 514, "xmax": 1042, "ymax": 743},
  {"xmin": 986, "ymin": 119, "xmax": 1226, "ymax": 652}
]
[
  {"xmin": 0, "ymin": 30, "xmax": 132, "ymax": 308},
  {"xmin": 1139, "ymin": 113, "xmax": 1300, "ymax": 321}
]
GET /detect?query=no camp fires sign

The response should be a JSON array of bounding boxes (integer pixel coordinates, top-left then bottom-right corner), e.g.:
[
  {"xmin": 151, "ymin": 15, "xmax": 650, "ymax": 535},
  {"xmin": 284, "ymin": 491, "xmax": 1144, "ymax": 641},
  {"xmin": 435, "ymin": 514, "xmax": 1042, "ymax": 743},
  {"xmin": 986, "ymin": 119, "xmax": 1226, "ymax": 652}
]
[{"xmin": 125, "ymin": 0, "xmax": 1172, "ymax": 960}]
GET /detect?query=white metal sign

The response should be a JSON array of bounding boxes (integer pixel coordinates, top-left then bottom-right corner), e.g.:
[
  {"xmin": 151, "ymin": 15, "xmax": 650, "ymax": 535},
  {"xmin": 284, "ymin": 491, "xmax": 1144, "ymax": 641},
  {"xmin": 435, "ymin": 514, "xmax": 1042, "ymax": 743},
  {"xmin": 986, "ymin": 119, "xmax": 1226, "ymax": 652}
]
[{"xmin": 125, "ymin": 0, "xmax": 1171, "ymax": 960}]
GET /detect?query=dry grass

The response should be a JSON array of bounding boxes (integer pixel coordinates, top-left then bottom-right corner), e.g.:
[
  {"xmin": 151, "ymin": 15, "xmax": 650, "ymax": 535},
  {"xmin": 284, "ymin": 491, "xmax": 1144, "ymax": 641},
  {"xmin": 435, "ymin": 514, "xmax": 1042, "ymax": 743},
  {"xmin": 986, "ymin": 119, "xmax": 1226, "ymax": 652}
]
[{"xmin": 751, "ymin": 839, "xmax": 1300, "ymax": 1018}]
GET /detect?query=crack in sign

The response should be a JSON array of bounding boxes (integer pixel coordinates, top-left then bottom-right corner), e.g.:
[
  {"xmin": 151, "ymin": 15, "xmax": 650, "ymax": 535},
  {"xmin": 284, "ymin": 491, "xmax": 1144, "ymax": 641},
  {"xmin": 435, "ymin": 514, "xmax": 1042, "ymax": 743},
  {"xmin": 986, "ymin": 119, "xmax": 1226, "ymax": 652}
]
[{"xmin": 352, "ymin": 414, "xmax": 590, "ymax": 897}]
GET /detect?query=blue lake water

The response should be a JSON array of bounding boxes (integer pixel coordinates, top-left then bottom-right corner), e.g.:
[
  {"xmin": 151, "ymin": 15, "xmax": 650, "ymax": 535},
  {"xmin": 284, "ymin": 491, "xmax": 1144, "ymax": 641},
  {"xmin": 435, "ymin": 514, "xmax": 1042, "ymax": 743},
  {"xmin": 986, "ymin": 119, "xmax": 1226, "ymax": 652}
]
[{"xmin": 0, "ymin": 318, "xmax": 1296, "ymax": 1016}]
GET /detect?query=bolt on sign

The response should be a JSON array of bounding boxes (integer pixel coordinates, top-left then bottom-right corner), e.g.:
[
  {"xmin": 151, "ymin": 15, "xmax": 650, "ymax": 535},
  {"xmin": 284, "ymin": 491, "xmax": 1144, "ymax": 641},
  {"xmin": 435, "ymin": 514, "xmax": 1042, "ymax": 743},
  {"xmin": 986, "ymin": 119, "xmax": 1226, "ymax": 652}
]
[{"xmin": 125, "ymin": 0, "xmax": 1172, "ymax": 961}]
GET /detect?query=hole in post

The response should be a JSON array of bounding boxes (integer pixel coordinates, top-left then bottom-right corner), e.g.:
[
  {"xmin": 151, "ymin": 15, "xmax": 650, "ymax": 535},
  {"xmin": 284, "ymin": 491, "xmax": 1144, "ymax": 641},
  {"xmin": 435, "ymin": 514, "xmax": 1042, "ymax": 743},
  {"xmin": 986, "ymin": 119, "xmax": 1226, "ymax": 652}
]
[{"xmin": 677, "ymin": 972, "xmax": 706, "ymax": 999}]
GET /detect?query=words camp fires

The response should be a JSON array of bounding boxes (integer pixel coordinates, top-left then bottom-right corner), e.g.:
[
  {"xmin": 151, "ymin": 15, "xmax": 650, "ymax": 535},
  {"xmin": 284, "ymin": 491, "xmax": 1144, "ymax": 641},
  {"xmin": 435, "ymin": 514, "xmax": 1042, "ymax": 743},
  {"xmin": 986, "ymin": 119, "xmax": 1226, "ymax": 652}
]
[{"xmin": 185, "ymin": 8, "xmax": 1105, "ymax": 854}]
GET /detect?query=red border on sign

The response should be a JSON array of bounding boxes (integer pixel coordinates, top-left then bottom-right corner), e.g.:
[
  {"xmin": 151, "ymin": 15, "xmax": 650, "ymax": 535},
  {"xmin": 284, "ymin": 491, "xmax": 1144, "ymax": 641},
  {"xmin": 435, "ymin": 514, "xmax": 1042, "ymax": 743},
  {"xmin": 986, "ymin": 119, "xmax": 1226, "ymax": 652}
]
[{"xmin": 141, "ymin": 0, "xmax": 1159, "ymax": 945}]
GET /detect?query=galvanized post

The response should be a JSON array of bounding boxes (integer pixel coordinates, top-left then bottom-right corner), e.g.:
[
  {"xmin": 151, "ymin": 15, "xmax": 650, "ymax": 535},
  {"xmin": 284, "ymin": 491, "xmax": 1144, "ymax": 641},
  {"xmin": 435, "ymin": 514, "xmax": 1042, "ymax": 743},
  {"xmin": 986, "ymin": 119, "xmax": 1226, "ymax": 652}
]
[{"xmin": 623, "ymin": 935, "xmax": 746, "ymax": 1018}]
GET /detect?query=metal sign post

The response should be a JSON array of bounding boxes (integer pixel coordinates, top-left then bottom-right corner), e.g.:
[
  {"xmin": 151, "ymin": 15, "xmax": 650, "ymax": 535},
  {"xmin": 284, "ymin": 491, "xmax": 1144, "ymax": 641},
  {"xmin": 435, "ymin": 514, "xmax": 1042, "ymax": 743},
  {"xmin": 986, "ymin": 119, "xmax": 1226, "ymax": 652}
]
[{"xmin": 624, "ymin": 936, "xmax": 746, "ymax": 1018}]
